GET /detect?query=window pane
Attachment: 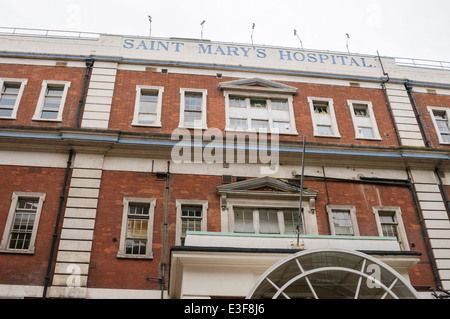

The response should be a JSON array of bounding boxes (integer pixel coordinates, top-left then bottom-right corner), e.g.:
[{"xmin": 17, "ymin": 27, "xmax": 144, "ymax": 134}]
[
  {"xmin": 271, "ymin": 100, "xmax": 288, "ymax": 111},
  {"xmin": 129, "ymin": 204, "xmax": 149, "ymax": 215},
  {"xmin": 234, "ymin": 208, "xmax": 254, "ymax": 233},
  {"xmin": 0, "ymin": 94, "xmax": 17, "ymax": 108},
  {"xmin": 230, "ymin": 118, "xmax": 247, "ymax": 130},
  {"xmin": 230, "ymin": 97, "xmax": 246, "ymax": 108},
  {"xmin": 184, "ymin": 110, "xmax": 202, "ymax": 126},
  {"xmin": 40, "ymin": 111, "xmax": 59, "ymax": 119},
  {"xmin": 47, "ymin": 86, "xmax": 64, "ymax": 97},
  {"xmin": 185, "ymin": 93, "xmax": 202, "ymax": 111},
  {"xmin": 283, "ymin": 209, "xmax": 302, "ymax": 234},
  {"xmin": 360, "ymin": 127, "xmax": 374, "ymax": 138},
  {"xmin": 126, "ymin": 239, "xmax": 147, "ymax": 255},
  {"xmin": 250, "ymin": 98, "xmax": 267, "ymax": 108},
  {"xmin": 251, "ymin": 119, "xmax": 269, "ymax": 131},
  {"xmin": 332, "ymin": 211, "xmax": 354, "ymax": 236},
  {"xmin": 436, "ymin": 120, "xmax": 450, "ymax": 133},
  {"xmin": 353, "ymin": 104, "xmax": 368, "ymax": 116},
  {"xmin": 313, "ymin": 101, "xmax": 329, "ymax": 114},
  {"xmin": 140, "ymin": 100, "xmax": 157, "ymax": 114},
  {"xmin": 138, "ymin": 113, "xmax": 157, "ymax": 124},
  {"xmin": 42, "ymin": 96, "xmax": 62, "ymax": 110},
  {"xmin": 273, "ymin": 121, "xmax": 291, "ymax": 133},
  {"xmin": 259, "ymin": 209, "xmax": 280, "ymax": 234},
  {"xmin": 0, "ymin": 108, "xmax": 13, "ymax": 117},
  {"xmin": 317, "ymin": 125, "xmax": 333, "ymax": 135}
]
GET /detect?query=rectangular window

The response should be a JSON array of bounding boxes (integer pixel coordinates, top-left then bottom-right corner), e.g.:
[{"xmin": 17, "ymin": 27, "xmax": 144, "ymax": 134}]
[
  {"xmin": 233, "ymin": 207, "xmax": 304, "ymax": 235},
  {"xmin": 332, "ymin": 210, "xmax": 354, "ymax": 236},
  {"xmin": 41, "ymin": 86, "xmax": 64, "ymax": 119},
  {"xmin": 379, "ymin": 211, "xmax": 399, "ymax": 239},
  {"xmin": 251, "ymin": 119, "xmax": 269, "ymax": 131},
  {"xmin": 234, "ymin": 208, "xmax": 255, "ymax": 233},
  {"xmin": 326, "ymin": 205, "xmax": 359, "ymax": 236},
  {"xmin": 308, "ymin": 98, "xmax": 340, "ymax": 138},
  {"xmin": 126, "ymin": 203, "xmax": 150, "ymax": 255},
  {"xmin": 33, "ymin": 80, "xmax": 70, "ymax": 122},
  {"xmin": 225, "ymin": 94, "xmax": 297, "ymax": 135},
  {"xmin": 179, "ymin": 89, "xmax": 207, "ymax": 129},
  {"xmin": 258, "ymin": 209, "xmax": 279, "ymax": 234},
  {"xmin": 283, "ymin": 209, "xmax": 302, "ymax": 235},
  {"xmin": 229, "ymin": 118, "xmax": 247, "ymax": 130},
  {"xmin": 181, "ymin": 205, "xmax": 203, "ymax": 245},
  {"xmin": 0, "ymin": 79, "xmax": 27, "ymax": 119},
  {"xmin": 118, "ymin": 198, "xmax": 156, "ymax": 259},
  {"xmin": 373, "ymin": 207, "xmax": 408, "ymax": 251},
  {"xmin": 433, "ymin": 110, "xmax": 450, "ymax": 143},
  {"xmin": 132, "ymin": 86, "xmax": 163, "ymax": 127},
  {"xmin": 0, "ymin": 84, "xmax": 20, "ymax": 117},
  {"xmin": 8, "ymin": 198, "xmax": 39, "ymax": 250},
  {"xmin": 349, "ymin": 101, "xmax": 381, "ymax": 140},
  {"xmin": 0, "ymin": 192, "xmax": 46, "ymax": 254}
]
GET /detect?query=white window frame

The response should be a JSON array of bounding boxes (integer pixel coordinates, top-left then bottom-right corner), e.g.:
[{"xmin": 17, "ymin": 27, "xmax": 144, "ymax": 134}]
[
  {"xmin": 326, "ymin": 205, "xmax": 359, "ymax": 236},
  {"xmin": 0, "ymin": 192, "xmax": 46, "ymax": 254},
  {"xmin": 428, "ymin": 106, "xmax": 450, "ymax": 145},
  {"xmin": 32, "ymin": 80, "xmax": 71, "ymax": 122},
  {"xmin": 348, "ymin": 100, "xmax": 382, "ymax": 140},
  {"xmin": 224, "ymin": 92, "xmax": 298, "ymax": 135},
  {"xmin": 0, "ymin": 78, "xmax": 28, "ymax": 120},
  {"xmin": 308, "ymin": 97, "xmax": 341, "ymax": 138},
  {"xmin": 373, "ymin": 206, "xmax": 409, "ymax": 251},
  {"xmin": 117, "ymin": 197, "xmax": 156, "ymax": 259},
  {"xmin": 175, "ymin": 199, "xmax": 208, "ymax": 245},
  {"xmin": 178, "ymin": 88, "xmax": 208, "ymax": 129},
  {"xmin": 132, "ymin": 85, "xmax": 164, "ymax": 127}
]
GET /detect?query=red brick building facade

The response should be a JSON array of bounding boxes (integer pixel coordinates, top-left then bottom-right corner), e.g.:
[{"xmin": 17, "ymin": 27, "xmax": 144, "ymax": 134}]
[{"xmin": 0, "ymin": 29, "xmax": 449, "ymax": 299}]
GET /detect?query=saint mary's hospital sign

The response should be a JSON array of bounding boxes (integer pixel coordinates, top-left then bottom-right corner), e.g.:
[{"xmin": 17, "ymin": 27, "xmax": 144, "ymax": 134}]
[{"xmin": 121, "ymin": 38, "xmax": 379, "ymax": 73}]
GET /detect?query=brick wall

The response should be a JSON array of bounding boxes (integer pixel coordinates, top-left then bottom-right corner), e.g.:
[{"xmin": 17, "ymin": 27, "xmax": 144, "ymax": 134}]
[
  {"xmin": 0, "ymin": 63, "xmax": 86, "ymax": 128},
  {"xmin": 109, "ymin": 70, "xmax": 399, "ymax": 146},
  {"xmin": 0, "ymin": 165, "xmax": 68, "ymax": 286}
]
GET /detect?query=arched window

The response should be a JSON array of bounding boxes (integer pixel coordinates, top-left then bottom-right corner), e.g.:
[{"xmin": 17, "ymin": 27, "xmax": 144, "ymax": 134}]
[{"xmin": 247, "ymin": 249, "xmax": 420, "ymax": 299}]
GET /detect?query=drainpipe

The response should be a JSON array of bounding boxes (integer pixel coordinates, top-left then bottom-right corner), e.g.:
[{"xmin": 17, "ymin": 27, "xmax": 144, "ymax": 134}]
[
  {"xmin": 75, "ymin": 58, "xmax": 94, "ymax": 128},
  {"xmin": 377, "ymin": 51, "xmax": 402, "ymax": 146},
  {"xmin": 405, "ymin": 81, "xmax": 432, "ymax": 148},
  {"xmin": 161, "ymin": 161, "xmax": 170, "ymax": 298},
  {"xmin": 42, "ymin": 149, "xmax": 73, "ymax": 298}
]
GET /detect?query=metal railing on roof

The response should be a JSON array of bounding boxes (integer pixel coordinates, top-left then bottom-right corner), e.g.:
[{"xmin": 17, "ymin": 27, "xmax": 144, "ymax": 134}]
[
  {"xmin": 395, "ymin": 57, "xmax": 450, "ymax": 71},
  {"xmin": 0, "ymin": 26, "xmax": 100, "ymax": 39},
  {"xmin": 1, "ymin": 26, "xmax": 449, "ymax": 71}
]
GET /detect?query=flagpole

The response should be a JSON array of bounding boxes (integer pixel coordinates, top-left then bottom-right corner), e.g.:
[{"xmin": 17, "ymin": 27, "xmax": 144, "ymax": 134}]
[{"xmin": 297, "ymin": 136, "xmax": 306, "ymax": 247}]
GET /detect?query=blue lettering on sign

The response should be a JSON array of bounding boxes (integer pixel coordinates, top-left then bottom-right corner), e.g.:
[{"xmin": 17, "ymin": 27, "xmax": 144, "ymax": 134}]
[{"xmin": 122, "ymin": 39, "xmax": 374, "ymax": 68}]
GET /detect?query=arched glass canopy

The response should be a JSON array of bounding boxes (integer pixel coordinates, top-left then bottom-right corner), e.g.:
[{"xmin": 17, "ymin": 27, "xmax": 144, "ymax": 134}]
[{"xmin": 247, "ymin": 249, "xmax": 420, "ymax": 299}]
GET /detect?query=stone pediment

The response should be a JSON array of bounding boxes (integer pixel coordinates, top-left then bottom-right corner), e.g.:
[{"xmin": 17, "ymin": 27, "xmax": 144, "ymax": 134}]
[
  {"xmin": 218, "ymin": 78, "xmax": 298, "ymax": 95},
  {"xmin": 217, "ymin": 176, "xmax": 317, "ymax": 198}
]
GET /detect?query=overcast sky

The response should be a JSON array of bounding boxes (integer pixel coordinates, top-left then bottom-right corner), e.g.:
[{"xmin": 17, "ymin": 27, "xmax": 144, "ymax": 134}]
[{"xmin": 1, "ymin": 0, "xmax": 450, "ymax": 62}]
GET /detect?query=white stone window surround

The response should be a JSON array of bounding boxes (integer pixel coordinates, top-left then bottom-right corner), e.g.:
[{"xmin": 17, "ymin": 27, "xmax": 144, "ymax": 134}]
[
  {"xmin": 308, "ymin": 97, "xmax": 341, "ymax": 138},
  {"xmin": 175, "ymin": 199, "xmax": 208, "ymax": 246},
  {"xmin": 131, "ymin": 85, "xmax": 164, "ymax": 127},
  {"xmin": 224, "ymin": 91, "xmax": 298, "ymax": 135},
  {"xmin": 178, "ymin": 88, "xmax": 208, "ymax": 129},
  {"xmin": 225, "ymin": 198, "xmax": 318, "ymax": 236},
  {"xmin": 427, "ymin": 105, "xmax": 450, "ymax": 145},
  {"xmin": 117, "ymin": 197, "xmax": 156, "ymax": 259},
  {"xmin": 0, "ymin": 78, "xmax": 28, "ymax": 120},
  {"xmin": 348, "ymin": 100, "xmax": 382, "ymax": 140},
  {"xmin": 0, "ymin": 192, "xmax": 46, "ymax": 254},
  {"xmin": 326, "ymin": 205, "xmax": 360, "ymax": 236},
  {"xmin": 373, "ymin": 206, "xmax": 409, "ymax": 251},
  {"xmin": 32, "ymin": 80, "xmax": 71, "ymax": 122}
]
